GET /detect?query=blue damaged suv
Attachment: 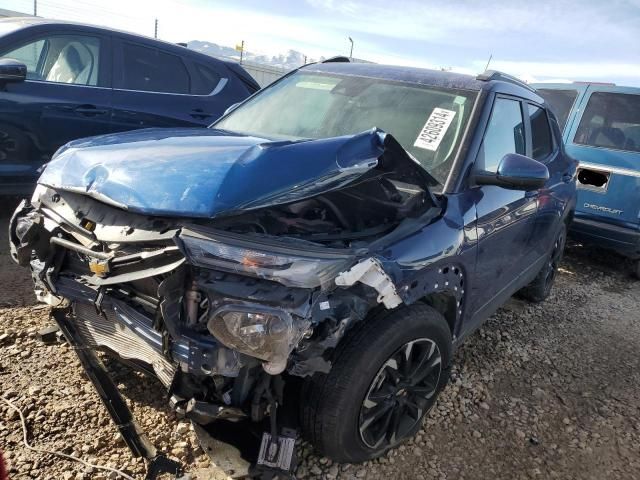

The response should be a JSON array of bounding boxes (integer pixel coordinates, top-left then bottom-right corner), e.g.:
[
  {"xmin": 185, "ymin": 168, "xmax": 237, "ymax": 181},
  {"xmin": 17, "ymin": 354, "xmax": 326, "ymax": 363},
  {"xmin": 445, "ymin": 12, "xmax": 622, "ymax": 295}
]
[
  {"xmin": 10, "ymin": 63, "xmax": 575, "ymax": 471},
  {"xmin": 0, "ymin": 17, "xmax": 259, "ymax": 195}
]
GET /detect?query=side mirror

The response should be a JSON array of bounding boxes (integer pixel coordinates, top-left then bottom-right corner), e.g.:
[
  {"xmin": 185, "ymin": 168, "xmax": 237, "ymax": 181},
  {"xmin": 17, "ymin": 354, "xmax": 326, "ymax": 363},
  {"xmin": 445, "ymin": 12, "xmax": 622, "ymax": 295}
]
[
  {"xmin": 223, "ymin": 102, "xmax": 241, "ymax": 116},
  {"xmin": 476, "ymin": 153, "xmax": 549, "ymax": 190},
  {"xmin": 0, "ymin": 58, "xmax": 27, "ymax": 83}
]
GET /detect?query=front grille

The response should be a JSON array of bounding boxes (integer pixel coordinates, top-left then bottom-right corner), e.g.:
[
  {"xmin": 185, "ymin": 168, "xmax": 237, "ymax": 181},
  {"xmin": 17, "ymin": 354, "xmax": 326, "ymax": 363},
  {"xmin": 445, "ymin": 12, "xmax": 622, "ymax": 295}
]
[{"xmin": 73, "ymin": 301, "xmax": 176, "ymax": 387}]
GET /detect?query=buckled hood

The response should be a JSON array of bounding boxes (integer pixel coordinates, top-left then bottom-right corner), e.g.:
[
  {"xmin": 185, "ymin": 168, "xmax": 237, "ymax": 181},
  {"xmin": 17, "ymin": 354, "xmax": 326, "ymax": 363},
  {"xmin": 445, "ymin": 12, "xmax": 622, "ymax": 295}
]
[{"xmin": 38, "ymin": 127, "xmax": 433, "ymax": 218}]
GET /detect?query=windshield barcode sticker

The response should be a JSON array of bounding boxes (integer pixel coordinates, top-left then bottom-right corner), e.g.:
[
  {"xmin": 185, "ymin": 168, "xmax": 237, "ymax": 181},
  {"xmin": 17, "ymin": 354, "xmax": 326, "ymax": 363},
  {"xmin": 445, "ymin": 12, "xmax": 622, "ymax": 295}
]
[{"xmin": 414, "ymin": 108, "xmax": 456, "ymax": 151}]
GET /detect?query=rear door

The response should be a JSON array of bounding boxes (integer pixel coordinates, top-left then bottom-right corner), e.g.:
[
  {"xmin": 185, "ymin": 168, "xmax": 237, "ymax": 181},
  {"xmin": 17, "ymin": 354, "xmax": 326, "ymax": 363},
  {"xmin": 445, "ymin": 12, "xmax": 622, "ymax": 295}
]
[
  {"xmin": 564, "ymin": 87, "xmax": 640, "ymax": 229},
  {"xmin": 525, "ymin": 101, "xmax": 574, "ymax": 259},
  {"xmin": 110, "ymin": 38, "xmax": 228, "ymax": 130},
  {"xmin": 0, "ymin": 30, "xmax": 112, "ymax": 193}
]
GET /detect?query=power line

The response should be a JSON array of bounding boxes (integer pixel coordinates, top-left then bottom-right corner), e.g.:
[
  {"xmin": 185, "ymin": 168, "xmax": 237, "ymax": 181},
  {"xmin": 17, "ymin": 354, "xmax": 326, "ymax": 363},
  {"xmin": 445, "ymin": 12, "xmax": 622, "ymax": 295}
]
[{"xmin": 38, "ymin": 0, "xmax": 146, "ymax": 23}]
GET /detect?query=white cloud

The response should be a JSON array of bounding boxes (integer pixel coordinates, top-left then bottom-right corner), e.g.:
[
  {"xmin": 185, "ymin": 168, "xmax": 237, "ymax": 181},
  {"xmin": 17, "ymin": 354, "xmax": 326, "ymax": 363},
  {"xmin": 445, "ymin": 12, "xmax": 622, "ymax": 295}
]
[
  {"xmin": 477, "ymin": 60, "xmax": 640, "ymax": 84},
  {"xmin": 4, "ymin": 0, "xmax": 638, "ymax": 85}
]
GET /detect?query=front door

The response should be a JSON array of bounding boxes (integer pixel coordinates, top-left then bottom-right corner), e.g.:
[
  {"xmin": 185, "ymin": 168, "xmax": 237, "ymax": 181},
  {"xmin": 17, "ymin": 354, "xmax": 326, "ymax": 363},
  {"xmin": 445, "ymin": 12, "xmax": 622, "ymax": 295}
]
[
  {"xmin": 0, "ymin": 32, "xmax": 112, "ymax": 194},
  {"xmin": 469, "ymin": 96, "xmax": 539, "ymax": 320}
]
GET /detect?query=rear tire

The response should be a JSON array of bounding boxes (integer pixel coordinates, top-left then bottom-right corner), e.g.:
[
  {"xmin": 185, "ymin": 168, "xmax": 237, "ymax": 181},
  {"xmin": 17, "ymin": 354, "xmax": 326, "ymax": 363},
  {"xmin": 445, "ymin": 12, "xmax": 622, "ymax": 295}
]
[
  {"xmin": 633, "ymin": 260, "xmax": 640, "ymax": 280},
  {"xmin": 519, "ymin": 224, "xmax": 567, "ymax": 303},
  {"xmin": 300, "ymin": 304, "xmax": 452, "ymax": 463}
]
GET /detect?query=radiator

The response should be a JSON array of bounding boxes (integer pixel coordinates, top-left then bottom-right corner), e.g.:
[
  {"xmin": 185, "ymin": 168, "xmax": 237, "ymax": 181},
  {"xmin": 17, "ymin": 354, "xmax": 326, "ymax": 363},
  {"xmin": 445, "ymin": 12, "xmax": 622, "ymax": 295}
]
[{"xmin": 73, "ymin": 301, "xmax": 176, "ymax": 387}]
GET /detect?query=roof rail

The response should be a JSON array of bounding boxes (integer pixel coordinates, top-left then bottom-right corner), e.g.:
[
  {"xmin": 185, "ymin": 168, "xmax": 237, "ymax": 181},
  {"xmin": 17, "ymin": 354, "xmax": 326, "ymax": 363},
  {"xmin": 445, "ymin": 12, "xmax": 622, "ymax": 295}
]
[
  {"xmin": 322, "ymin": 56, "xmax": 350, "ymax": 63},
  {"xmin": 476, "ymin": 70, "xmax": 535, "ymax": 92}
]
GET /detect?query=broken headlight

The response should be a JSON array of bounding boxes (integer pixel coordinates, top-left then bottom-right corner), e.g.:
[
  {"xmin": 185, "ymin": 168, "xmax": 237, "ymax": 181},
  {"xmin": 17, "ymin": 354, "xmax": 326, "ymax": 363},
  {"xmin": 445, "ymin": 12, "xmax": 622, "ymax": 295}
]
[
  {"xmin": 208, "ymin": 305, "xmax": 306, "ymax": 374},
  {"xmin": 179, "ymin": 229, "xmax": 354, "ymax": 289}
]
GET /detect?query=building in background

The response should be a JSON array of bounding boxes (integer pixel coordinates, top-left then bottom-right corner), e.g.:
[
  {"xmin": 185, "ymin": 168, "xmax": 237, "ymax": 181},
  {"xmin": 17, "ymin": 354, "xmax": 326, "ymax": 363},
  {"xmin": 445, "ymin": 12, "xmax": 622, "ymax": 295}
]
[
  {"xmin": 237, "ymin": 60, "xmax": 288, "ymax": 88},
  {"xmin": 0, "ymin": 9, "xmax": 31, "ymax": 17}
]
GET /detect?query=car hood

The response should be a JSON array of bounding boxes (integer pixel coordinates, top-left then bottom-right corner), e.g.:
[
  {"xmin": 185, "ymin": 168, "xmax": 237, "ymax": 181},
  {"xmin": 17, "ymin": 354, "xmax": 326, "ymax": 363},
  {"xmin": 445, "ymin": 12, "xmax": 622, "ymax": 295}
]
[{"xmin": 38, "ymin": 127, "xmax": 434, "ymax": 218}]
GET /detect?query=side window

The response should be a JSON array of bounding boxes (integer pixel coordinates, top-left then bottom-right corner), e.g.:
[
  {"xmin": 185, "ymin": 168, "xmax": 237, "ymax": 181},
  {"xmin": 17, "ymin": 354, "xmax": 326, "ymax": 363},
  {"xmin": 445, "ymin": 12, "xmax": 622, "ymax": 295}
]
[
  {"xmin": 574, "ymin": 92, "xmax": 640, "ymax": 153},
  {"xmin": 476, "ymin": 98, "xmax": 525, "ymax": 172},
  {"xmin": 1, "ymin": 39, "xmax": 46, "ymax": 79},
  {"xmin": 120, "ymin": 42, "xmax": 190, "ymax": 94},
  {"xmin": 1, "ymin": 35, "xmax": 101, "ymax": 85},
  {"xmin": 528, "ymin": 104, "xmax": 553, "ymax": 160},
  {"xmin": 192, "ymin": 63, "xmax": 222, "ymax": 95},
  {"xmin": 536, "ymin": 89, "xmax": 578, "ymax": 132}
]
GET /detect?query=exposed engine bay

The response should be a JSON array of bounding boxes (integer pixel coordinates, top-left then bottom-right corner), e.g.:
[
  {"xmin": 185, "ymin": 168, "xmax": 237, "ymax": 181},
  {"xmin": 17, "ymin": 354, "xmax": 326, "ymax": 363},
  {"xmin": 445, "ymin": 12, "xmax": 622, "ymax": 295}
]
[{"xmin": 211, "ymin": 176, "xmax": 428, "ymax": 247}]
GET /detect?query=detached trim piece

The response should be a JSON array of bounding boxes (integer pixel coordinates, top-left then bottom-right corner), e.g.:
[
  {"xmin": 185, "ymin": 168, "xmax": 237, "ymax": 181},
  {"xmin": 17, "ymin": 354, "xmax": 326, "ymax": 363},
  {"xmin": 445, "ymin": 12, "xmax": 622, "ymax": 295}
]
[{"xmin": 335, "ymin": 258, "xmax": 403, "ymax": 309}]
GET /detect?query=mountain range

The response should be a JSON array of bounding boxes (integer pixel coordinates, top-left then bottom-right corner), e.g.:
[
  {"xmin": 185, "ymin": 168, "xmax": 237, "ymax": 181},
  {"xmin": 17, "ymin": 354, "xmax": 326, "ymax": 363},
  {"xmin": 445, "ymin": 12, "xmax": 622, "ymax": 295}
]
[{"xmin": 187, "ymin": 40, "xmax": 324, "ymax": 70}]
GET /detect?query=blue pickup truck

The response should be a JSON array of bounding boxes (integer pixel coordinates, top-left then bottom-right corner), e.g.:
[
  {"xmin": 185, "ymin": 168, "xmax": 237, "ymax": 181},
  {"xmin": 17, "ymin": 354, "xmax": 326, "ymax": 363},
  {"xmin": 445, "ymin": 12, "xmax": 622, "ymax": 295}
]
[{"xmin": 533, "ymin": 83, "xmax": 640, "ymax": 277}]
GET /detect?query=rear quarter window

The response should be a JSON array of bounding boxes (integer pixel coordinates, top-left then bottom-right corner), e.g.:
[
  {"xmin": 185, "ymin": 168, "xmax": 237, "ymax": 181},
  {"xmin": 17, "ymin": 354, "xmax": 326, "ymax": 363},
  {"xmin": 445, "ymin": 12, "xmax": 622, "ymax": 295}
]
[
  {"xmin": 528, "ymin": 104, "xmax": 553, "ymax": 160},
  {"xmin": 192, "ymin": 63, "xmax": 222, "ymax": 95},
  {"xmin": 120, "ymin": 42, "xmax": 190, "ymax": 94},
  {"xmin": 574, "ymin": 92, "xmax": 640, "ymax": 153}
]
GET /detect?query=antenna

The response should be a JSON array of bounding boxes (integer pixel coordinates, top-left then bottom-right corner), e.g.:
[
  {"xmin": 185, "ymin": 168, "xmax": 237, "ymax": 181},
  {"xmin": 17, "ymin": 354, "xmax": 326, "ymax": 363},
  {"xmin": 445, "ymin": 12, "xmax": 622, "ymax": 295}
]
[{"xmin": 484, "ymin": 54, "xmax": 493, "ymax": 72}]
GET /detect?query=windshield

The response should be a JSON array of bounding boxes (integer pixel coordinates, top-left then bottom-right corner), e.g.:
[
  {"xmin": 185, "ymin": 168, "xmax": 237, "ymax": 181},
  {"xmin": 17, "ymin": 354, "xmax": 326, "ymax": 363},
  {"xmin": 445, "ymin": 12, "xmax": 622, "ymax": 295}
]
[{"xmin": 213, "ymin": 71, "xmax": 477, "ymax": 184}]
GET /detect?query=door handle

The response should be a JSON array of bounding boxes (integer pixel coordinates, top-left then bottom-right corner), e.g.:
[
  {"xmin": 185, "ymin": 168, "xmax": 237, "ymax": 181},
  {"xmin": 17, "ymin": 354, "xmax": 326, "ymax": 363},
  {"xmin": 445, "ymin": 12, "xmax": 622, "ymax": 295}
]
[
  {"xmin": 190, "ymin": 109, "xmax": 213, "ymax": 120},
  {"xmin": 562, "ymin": 173, "xmax": 573, "ymax": 183},
  {"xmin": 75, "ymin": 105, "xmax": 108, "ymax": 116}
]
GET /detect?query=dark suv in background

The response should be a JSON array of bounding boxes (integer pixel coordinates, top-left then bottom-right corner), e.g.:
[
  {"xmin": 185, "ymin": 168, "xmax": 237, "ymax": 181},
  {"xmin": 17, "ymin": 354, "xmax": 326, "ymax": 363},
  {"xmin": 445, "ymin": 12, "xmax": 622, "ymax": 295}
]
[
  {"xmin": 0, "ymin": 17, "xmax": 259, "ymax": 195},
  {"xmin": 11, "ymin": 64, "xmax": 576, "ymax": 472}
]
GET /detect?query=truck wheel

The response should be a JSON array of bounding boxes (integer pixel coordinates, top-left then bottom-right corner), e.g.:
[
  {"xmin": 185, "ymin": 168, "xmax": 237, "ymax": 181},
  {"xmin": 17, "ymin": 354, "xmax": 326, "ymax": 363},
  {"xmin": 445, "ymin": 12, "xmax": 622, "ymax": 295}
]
[
  {"xmin": 300, "ymin": 304, "xmax": 452, "ymax": 463},
  {"xmin": 633, "ymin": 260, "xmax": 640, "ymax": 280},
  {"xmin": 519, "ymin": 224, "xmax": 567, "ymax": 303}
]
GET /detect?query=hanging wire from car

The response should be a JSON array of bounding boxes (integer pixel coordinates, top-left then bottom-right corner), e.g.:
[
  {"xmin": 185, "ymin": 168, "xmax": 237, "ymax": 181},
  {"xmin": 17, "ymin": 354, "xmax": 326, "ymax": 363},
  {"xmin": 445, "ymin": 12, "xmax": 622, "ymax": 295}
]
[{"xmin": 1, "ymin": 394, "xmax": 137, "ymax": 480}]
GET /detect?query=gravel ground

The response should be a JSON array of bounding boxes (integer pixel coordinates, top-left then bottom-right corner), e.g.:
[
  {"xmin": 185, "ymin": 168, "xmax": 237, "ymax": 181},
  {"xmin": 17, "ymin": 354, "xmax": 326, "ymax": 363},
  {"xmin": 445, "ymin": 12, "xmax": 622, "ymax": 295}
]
[{"xmin": 1, "ymin": 203, "xmax": 639, "ymax": 480}]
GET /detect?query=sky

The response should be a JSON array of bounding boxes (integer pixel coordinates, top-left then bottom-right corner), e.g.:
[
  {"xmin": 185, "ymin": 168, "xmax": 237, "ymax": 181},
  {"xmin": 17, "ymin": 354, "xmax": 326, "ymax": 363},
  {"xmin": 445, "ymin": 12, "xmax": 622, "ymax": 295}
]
[{"xmin": 3, "ymin": 0, "xmax": 640, "ymax": 85}]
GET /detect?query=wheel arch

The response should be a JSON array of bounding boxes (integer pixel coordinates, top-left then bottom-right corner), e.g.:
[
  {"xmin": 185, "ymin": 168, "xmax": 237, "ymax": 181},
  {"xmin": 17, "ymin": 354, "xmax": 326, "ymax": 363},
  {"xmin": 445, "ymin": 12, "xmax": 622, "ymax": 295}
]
[{"xmin": 422, "ymin": 291, "xmax": 458, "ymax": 336}]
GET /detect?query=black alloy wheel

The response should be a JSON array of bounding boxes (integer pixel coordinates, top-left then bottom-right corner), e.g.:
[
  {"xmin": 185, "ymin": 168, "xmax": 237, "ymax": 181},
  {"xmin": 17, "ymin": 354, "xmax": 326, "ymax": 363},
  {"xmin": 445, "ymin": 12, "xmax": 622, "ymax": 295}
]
[
  {"xmin": 300, "ymin": 303, "xmax": 452, "ymax": 463},
  {"xmin": 541, "ymin": 227, "xmax": 566, "ymax": 296},
  {"xmin": 359, "ymin": 338, "xmax": 442, "ymax": 449},
  {"xmin": 519, "ymin": 224, "xmax": 567, "ymax": 303}
]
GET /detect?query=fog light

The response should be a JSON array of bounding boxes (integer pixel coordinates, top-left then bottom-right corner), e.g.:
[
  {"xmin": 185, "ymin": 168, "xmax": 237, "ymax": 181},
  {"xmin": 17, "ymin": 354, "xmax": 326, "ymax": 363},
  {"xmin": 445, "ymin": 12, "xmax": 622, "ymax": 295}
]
[{"xmin": 208, "ymin": 305, "xmax": 296, "ymax": 374}]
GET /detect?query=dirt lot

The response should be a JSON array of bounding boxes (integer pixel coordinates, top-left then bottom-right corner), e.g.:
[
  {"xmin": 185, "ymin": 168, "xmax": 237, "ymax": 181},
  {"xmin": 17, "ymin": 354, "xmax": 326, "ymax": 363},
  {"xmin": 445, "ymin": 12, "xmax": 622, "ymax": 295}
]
[{"xmin": 1, "ymin": 202, "xmax": 639, "ymax": 480}]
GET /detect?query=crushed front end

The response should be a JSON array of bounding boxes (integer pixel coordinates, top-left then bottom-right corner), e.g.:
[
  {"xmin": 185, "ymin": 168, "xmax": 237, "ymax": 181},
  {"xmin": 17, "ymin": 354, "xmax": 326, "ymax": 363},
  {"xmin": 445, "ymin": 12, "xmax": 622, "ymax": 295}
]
[{"xmin": 9, "ymin": 128, "xmax": 441, "ymax": 475}]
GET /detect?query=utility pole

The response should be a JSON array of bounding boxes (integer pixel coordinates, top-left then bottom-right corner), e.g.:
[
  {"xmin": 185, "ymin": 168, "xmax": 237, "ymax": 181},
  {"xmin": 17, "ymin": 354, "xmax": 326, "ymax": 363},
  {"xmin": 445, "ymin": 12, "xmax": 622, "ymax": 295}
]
[
  {"xmin": 348, "ymin": 36, "xmax": 354, "ymax": 60},
  {"xmin": 33, "ymin": 0, "xmax": 37, "ymax": 16},
  {"xmin": 238, "ymin": 40, "xmax": 244, "ymax": 64},
  {"xmin": 303, "ymin": 55, "xmax": 307, "ymax": 65},
  {"xmin": 154, "ymin": 19, "xmax": 158, "ymax": 39}
]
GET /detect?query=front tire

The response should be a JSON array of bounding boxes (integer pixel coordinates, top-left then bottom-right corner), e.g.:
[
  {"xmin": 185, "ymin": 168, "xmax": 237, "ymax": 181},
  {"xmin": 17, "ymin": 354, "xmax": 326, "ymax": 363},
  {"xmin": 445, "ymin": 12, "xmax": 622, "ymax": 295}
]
[
  {"xmin": 300, "ymin": 304, "xmax": 452, "ymax": 463},
  {"xmin": 519, "ymin": 224, "xmax": 567, "ymax": 303}
]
